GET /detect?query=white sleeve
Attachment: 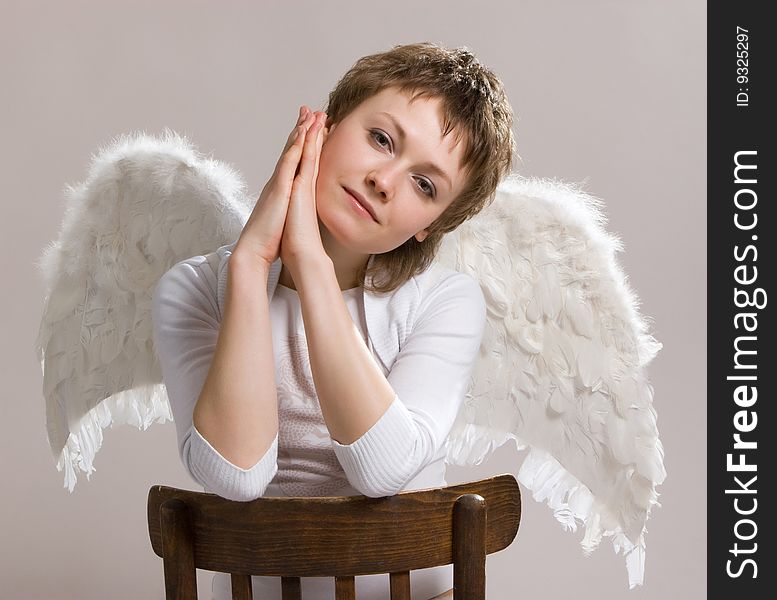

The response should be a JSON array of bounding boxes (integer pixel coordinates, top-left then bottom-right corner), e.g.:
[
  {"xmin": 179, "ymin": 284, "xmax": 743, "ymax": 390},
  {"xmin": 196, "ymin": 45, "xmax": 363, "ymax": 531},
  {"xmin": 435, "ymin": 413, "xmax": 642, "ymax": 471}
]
[
  {"xmin": 151, "ymin": 256, "xmax": 278, "ymax": 501},
  {"xmin": 331, "ymin": 273, "xmax": 486, "ymax": 497}
]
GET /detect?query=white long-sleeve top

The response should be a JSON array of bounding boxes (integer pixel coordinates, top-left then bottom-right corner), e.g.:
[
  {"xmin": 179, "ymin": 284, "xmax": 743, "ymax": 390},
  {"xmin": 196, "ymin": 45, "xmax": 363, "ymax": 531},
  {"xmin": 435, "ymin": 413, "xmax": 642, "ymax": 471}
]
[{"xmin": 151, "ymin": 241, "xmax": 486, "ymax": 600}]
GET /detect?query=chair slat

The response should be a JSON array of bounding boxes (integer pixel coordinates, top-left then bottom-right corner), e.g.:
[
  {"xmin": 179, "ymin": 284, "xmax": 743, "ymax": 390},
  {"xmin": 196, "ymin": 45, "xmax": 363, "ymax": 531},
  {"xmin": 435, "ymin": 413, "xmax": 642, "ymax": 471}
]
[
  {"xmin": 281, "ymin": 576, "xmax": 302, "ymax": 600},
  {"xmin": 453, "ymin": 494, "xmax": 487, "ymax": 600},
  {"xmin": 231, "ymin": 573, "xmax": 253, "ymax": 600},
  {"xmin": 335, "ymin": 575, "xmax": 356, "ymax": 600},
  {"xmin": 160, "ymin": 499, "xmax": 198, "ymax": 600},
  {"xmin": 389, "ymin": 571, "xmax": 411, "ymax": 600}
]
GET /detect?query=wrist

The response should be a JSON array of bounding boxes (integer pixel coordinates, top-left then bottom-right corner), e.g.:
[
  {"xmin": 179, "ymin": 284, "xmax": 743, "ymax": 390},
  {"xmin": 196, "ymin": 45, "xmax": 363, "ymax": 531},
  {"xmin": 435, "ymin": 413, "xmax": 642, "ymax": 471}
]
[
  {"xmin": 284, "ymin": 250, "xmax": 332, "ymax": 281},
  {"xmin": 229, "ymin": 246, "xmax": 274, "ymax": 279},
  {"xmin": 226, "ymin": 252, "xmax": 273, "ymax": 306},
  {"xmin": 289, "ymin": 253, "xmax": 342, "ymax": 297}
]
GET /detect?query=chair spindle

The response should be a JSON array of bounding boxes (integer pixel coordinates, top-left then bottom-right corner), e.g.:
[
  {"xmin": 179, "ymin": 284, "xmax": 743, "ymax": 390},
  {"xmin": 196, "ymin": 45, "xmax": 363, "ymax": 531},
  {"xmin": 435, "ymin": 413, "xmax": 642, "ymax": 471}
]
[
  {"xmin": 453, "ymin": 494, "xmax": 487, "ymax": 600},
  {"xmin": 281, "ymin": 576, "xmax": 302, "ymax": 600},
  {"xmin": 231, "ymin": 573, "xmax": 253, "ymax": 600},
  {"xmin": 335, "ymin": 575, "xmax": 356, "ymax": 600},
  {"xmin": 160, "ymin": 499, "xmax": 198, "ymax": 600},
  {"xmin": 389, "ymin": 570, "xmax": 411, "ymax": 600}
]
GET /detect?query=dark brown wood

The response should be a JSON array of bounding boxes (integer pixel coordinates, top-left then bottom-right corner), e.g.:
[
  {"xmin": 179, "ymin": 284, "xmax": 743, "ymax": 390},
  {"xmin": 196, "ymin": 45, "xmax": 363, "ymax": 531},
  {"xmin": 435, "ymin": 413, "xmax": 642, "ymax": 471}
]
[
  {"xmin": 389, "ymin": 571, "xmax": 411, "ymax": 600},
  {"xmin": 148, "ymin": 475, "xmax": 521, "ymax": 600},
  {"xmin": 453, "ymin": 494, "xmax": 487, "ymax": 600},
  {"xmin": 160, "ymin": 499, "xmax": 197, "ymax": 600},
  {"xmin": 147, "ymin": 475, "xmax": 520, "ymax": 578},
  {"xmin": 230, "ymin": 573, "xmax": 252, "ymax": 600},
  {"xmin": 335, "ymin": 575, "xmax": 356, "ymax": 600},
  {"xmin": 281, "ymin": 576, "xmax": 302, "ymax": 600}
]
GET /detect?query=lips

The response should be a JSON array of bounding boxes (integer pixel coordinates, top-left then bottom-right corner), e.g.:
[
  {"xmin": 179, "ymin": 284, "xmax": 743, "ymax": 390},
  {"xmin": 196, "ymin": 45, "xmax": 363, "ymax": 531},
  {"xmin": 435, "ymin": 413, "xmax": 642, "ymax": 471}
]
[{"xmin": 344, "ymin": 187, "xmax": 379, "ymax": 223}]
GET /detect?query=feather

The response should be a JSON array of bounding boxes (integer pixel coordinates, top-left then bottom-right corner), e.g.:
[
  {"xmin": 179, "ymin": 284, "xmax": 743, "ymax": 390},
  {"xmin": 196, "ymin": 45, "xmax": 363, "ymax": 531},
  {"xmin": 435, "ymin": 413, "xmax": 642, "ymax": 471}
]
[
  {"xmin": 441, "ymin": 175, "xmax": 664, "ymax": 586},
  {"xmin": 35, "ymin": 130, "xmax": 252, "ymax": 491}
]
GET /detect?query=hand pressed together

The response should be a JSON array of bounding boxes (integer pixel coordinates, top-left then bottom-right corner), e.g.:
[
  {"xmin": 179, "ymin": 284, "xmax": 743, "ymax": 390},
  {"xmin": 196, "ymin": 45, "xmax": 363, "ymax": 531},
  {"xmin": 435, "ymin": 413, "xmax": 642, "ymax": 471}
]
[
  {"xmin": 280, "ymin": 108, "xmax": 328, "ymax": 273},
  {"xmin": 233, "ymin": 105, "xmax": 328, "ymax": 272}
]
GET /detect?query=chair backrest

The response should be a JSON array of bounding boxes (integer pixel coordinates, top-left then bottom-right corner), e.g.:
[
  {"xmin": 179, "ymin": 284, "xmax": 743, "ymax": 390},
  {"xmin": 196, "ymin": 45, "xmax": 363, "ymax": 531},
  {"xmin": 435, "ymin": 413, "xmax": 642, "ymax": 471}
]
[{"xmin": 147, "ymin": 474, "xmax": 521, "ymax": 600}]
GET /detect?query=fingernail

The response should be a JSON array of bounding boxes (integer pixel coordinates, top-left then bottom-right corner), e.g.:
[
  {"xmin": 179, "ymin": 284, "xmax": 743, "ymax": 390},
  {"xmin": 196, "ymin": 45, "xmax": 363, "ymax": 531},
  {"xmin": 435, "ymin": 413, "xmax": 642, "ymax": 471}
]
[{"xmin": 297, "ymin": 107, "xmax": 304, "ymax": 124}]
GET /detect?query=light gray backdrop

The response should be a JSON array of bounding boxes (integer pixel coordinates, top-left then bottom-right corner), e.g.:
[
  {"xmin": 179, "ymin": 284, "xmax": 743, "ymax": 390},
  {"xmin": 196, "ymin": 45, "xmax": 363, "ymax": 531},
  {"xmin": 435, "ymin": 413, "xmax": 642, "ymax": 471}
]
[{"xmin": 1, "ymin": 1, "xmax": 705, "ymax": 598}]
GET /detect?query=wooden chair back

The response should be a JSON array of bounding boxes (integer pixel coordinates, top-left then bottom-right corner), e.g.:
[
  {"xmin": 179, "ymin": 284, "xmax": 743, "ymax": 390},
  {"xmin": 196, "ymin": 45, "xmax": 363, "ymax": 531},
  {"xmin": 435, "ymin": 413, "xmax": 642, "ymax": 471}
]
[{"xmin": 147, "ymin": 473, "xmax": 521, "ymax": 600}]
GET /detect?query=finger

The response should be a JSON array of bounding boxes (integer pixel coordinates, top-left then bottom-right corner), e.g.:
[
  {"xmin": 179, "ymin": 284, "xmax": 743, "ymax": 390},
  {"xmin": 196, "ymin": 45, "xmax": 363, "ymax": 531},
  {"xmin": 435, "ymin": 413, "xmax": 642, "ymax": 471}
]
[
  {"xmin": 278, "ymin": 106, "xmax": 313, "ymax": 158},
  {"xmin": 312, "ymin": 115, "xmax": 326, "ymax": 183},
  {"xmin": 281, "ymin": 108, "xmax": 313, "ymax": 152},
  {"xmin": 295, "ymin": 113, "xmax": 324, "ymax": 188},
  {"xmin": 272, "ymin": 108, "xmax": 317, "ymax": 181},
  {"xmin": 293, "ymin": 112, "xmax": 319, "ymax": 177},
  {"xmin": 297, "ymin": 106, "xmax": 315, "ymax": 133},
  {"xmin": 276, "ymin": 124, "xmax": 306, "ymax": 183}
]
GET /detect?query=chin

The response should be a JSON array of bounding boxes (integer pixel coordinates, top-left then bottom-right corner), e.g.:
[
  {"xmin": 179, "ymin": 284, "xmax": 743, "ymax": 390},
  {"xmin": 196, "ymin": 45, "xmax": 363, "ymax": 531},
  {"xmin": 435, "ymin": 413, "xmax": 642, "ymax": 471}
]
[{"xmin": 317, "ymin": 205, "xmax": 372, "ymax": 254}]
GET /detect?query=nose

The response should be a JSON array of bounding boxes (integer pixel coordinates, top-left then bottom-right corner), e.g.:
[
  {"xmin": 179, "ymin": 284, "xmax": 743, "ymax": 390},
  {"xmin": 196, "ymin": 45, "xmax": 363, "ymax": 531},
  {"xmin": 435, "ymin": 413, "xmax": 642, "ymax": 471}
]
[{"xmin": 367, "ymin": 166, "xmax": 394, "ymax": 202}]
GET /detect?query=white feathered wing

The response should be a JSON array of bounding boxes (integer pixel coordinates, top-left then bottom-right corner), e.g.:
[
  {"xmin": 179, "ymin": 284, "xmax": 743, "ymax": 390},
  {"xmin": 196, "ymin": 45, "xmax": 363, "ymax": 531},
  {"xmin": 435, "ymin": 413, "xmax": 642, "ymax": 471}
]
[
  {"xmin": 35, "ymin": 130, "xmax": 252, "ymax": 492},
  {"xmin": 438, "ymin": 174, "xmax": 665, "ymax": 588}
]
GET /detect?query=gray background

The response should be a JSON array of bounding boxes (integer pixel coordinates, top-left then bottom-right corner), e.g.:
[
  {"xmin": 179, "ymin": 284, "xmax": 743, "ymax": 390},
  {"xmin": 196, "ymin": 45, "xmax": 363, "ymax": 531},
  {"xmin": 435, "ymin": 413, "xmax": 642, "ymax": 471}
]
[{"xmin": 1, "ymin": 0, "xmax": 705, "ymax": 598}]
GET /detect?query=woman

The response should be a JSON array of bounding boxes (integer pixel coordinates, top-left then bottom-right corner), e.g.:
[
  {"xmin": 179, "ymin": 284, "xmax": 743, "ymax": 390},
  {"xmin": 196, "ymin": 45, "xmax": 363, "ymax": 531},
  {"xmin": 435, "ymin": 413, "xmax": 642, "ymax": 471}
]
[{"xmin": 152, "ymin": 42, "xmax": 514, "ymax": 600}]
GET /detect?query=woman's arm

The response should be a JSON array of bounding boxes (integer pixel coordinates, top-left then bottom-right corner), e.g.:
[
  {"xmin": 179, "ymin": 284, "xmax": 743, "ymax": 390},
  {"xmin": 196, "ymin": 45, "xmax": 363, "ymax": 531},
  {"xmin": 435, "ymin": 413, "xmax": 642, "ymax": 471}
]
[
  {"xmin": 192, "ymin": 255, "xmax": 279, "ymax": 469},
  {"xmin": 153, "ymin": 108, "xmax": 315, "ymax": 500},
  {"xmin": 152, "ymin": 253, "xmax": 279, "ymax": 501},
  {"xmin": 293, "ymin": 256, "xmax": 486, "ymax": 497},
  {"xmin": 193, "ymin": 107, "xmax": 316, "ymax": 471},
  {"xmin": 293, "ymin": 254, "xmax": 397, "ymax": 445}
]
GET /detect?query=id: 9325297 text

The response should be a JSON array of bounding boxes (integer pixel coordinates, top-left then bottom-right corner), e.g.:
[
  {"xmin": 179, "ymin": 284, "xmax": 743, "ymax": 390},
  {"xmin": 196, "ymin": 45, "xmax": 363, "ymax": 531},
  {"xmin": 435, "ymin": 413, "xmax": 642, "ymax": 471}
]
[{"xmin": 736, "ymin": 26, "xmax": 749, "ymax": 107}]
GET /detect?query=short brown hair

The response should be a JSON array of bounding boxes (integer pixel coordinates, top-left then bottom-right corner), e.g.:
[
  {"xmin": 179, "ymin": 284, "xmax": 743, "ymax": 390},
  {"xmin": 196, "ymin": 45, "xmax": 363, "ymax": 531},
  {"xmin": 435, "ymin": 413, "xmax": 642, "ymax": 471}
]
[{"xmin": 324, "ymin": 42, "xmax": 516, "ymax": 293}]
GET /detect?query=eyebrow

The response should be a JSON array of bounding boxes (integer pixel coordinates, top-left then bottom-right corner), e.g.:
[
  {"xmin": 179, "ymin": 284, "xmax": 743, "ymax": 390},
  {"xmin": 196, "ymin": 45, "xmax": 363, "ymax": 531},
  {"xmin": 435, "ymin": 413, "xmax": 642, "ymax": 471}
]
[{"xmin": 377, "ymin": 111, "xmax": 453, "ymax": 191}]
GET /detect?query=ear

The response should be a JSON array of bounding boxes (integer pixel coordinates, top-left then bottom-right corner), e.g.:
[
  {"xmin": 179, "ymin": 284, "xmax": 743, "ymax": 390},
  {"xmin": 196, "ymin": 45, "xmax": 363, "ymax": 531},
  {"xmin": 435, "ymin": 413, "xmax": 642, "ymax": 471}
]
[
  {"xmin": 323, "ymin": 121, "xmax": 336, "ymax": 142},
  {"xmin": 414, "ymin": 229, "xmax": 429, "ymax": 243}
]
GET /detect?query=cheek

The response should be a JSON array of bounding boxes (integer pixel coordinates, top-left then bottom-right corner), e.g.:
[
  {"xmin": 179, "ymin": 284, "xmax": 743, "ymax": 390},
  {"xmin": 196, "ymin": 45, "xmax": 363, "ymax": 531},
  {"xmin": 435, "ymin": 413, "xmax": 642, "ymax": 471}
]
[
  {"xmin": 315, "ymin": 147, "xmax": 337, "ymax": 198},
  {"xmin": 314, "ymin": 154, "xmax": 341, "ymax": 219},
  {"xmin": 317, "ymin": 144, "xmax": 332, "ymax": 175},
  {"xmin": 405, "ymin": 204, "xmax": 439, "ymax": 229},
  {"xmin": 316, "ymin": 138, "xmax": 344, "ymax": 185}
]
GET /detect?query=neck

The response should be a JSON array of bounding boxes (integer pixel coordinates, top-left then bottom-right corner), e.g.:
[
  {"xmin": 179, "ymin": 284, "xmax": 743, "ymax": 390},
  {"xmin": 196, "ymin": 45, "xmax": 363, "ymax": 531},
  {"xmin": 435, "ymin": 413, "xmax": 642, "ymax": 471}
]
[{"xmin": 278, "ymin": 218, "xmax": 370, "ymax": 291}]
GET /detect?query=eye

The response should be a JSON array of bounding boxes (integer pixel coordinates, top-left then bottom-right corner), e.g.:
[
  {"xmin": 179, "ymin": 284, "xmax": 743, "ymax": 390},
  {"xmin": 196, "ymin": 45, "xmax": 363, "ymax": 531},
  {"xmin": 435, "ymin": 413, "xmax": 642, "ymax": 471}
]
[
  {"xmin": 414, "ymin": 176, "xmax": 436, "ymax": 198},
  {"xmin": 370, "ymin": 129, "xmax": 392, "ymax": 151}
]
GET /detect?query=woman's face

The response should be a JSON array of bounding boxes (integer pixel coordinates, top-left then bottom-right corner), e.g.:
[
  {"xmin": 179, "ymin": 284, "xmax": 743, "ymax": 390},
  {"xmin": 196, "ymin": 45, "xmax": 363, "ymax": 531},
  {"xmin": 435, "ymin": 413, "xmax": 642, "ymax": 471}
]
[{"xmin": 315, "ymin": 87, "xmax": 468, "ymax": 256}]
